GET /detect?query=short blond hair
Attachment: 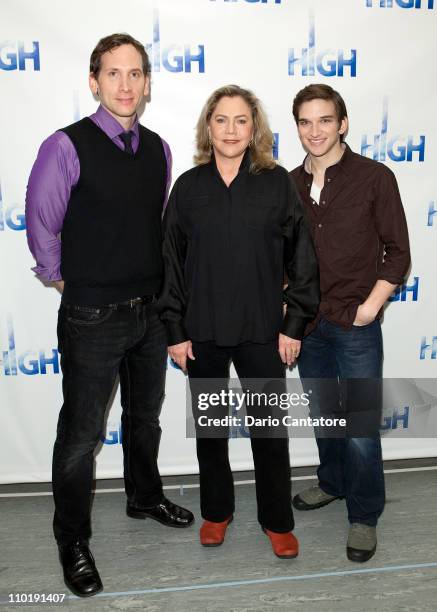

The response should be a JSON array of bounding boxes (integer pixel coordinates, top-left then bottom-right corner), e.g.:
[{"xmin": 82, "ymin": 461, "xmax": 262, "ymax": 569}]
[{"xmin": 194, "ymin": 84, "xmax": 276, "ymax": 174}]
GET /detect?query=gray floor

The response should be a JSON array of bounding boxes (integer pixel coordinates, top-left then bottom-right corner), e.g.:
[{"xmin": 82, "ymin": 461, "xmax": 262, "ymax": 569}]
[{"xmin": 1, "ymin": 459, "xmax": 436, "ymax": 612}]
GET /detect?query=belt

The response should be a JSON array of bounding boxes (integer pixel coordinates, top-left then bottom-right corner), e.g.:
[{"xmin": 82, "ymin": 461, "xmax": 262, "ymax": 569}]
[{"xmin": 115, "ymin": 295, "xmax": 156, "ymax": 308}]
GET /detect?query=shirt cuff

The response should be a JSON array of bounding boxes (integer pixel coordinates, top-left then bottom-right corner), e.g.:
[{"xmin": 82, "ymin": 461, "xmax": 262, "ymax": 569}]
[
  {"xmin": 377, "ymin": 272, "xmax": 405, "ymax": 286},
  {"xmin": 31, "ymin": 263, "xmax": 62, "ymax": 282},
  {"xmin": 281, "ymin": 313, "xmax": 307, "ymax": 340},
  {"xmin": 165, "ymin": 321, "xmax": 189, "ymax": 346}
]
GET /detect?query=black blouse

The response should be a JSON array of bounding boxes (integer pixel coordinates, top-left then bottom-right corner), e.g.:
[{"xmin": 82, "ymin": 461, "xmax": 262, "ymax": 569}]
[{"xmin": 159, "ymin": 152, "xmax": 319, "ymax": 347}]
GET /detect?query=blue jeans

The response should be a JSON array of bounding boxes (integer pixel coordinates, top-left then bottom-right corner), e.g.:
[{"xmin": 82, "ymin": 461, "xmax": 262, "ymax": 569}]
[
  {"xmin": 298, "ymin": 317, "xmax": 385, "ymax": 527},
  {"xmin": 53, "ymin": 300, "xmax": 167, "ymax": 544}
]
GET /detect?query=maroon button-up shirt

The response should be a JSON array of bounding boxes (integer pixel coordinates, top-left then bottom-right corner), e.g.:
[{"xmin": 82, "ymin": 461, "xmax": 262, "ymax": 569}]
[{"xmin": 290, "ymin": 144, "xmax": 410, "ymax": 332}]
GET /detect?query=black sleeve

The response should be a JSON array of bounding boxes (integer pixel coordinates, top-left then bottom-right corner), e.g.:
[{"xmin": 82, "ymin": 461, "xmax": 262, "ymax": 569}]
[
  {"xmin": 281, "ymin": 174, "xmax": 320, "ymax": 339},
  {"xmin": 157, "ymin": 180, "xmax": 189, "ymax": 346}
]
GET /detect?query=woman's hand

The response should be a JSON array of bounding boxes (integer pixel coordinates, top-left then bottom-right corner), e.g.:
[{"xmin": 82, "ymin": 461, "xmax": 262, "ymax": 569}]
[
  {"xmin": 278, "ymin": 333, "xmax": 301, "ymax": 366},
  {"xmin": 168, "ymin": 341, "xmax": 195, "ymax": 372}
]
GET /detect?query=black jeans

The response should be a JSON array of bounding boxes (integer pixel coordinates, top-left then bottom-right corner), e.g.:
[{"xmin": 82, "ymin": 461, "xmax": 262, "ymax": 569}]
[
  {"xmin": 187, "ymin": 341, "xmax": 294, "ymax": 533},
  {"xmin": 53, "ymin": 300, "xmax": 167, "ymax": 544}
]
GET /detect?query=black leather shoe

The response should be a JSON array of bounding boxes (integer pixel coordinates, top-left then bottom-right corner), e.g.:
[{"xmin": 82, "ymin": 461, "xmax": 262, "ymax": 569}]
[
  {"xmin": 126, "ymin": 497, "xmax": 194, "ymax": 528},
  {"xmin": 58, "ymin": 540, "xmax": 103, "ymax": 597}
]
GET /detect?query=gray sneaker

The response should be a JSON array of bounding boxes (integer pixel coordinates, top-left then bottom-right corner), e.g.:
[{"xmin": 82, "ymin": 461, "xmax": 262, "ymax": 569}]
[
  {"xmin": 347, "ymin": 523, "xmax": 377, "ymax": 563},
  {"xmin": 292, "ymin": 485, "xmax": 340, "ymax": 511}
]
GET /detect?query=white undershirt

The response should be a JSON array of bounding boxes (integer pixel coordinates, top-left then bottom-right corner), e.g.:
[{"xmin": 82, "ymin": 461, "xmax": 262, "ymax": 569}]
[{"xmin": 310, "ymin": 182, "xmax": 322, "ymax": 205}]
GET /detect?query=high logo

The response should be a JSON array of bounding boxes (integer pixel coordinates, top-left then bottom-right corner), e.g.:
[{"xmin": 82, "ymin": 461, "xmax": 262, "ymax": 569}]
[
  {"xmin": 1, "ymin": 316, "xmax": 59, "ymax": 376},
  {"xmin": 366, "ymin": 0, "xmax": 434, "ymax": 8},
  {"xmin": 0, "ymin": 41, "xmax": 40, "ymax": 71},
  {"xmin": 145, "ymin": 10, "xmax": 205, "ymax": 73},
  {"xmin": 101, "ymin": 422, "xmax": 122, "ymax": 445},
  {"xmin": 420, "ymin": 337, "xmax": 437, "ymax": 360},
  {"xmin": 381, "ymin": 407, "xmax": 409, "ymax": 431},
  {"xmin": 388, "ymin": 277, "xmax": 419, "ymax": 302},
  {"xmin": 273, "ymin": 133, "xmax": 279, "ymax": 160},
  {"xmin": 361, "ymin": 98, "xmax": 425, "ymax": 162},
  {"xmin": 0, "ymin": 180, "xmax": 26, "ymax": 232},
  {"xmin": 428, "ymin": 202, "xmax": 437, "ymax": 226},
  {"xmin": 288, "ymin": 12, "xmax": 357, "ymax": 77}
]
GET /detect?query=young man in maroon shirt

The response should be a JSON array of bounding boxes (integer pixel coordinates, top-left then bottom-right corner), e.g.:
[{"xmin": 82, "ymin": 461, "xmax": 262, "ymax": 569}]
[{"xmin": 290, "ymin": 84, "xmax": 410, "ymax": 562}]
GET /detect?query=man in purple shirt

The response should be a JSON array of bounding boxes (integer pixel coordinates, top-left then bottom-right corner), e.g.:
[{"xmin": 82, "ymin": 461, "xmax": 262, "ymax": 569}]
[{"xmin": 26, "ymin": 33, "xmax": 194, "ymax": 598}]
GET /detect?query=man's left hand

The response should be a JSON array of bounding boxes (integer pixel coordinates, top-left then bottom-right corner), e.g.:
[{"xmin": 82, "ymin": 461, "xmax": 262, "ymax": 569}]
[
  {"xmin": 278, "ymin": 333, "xmax": 301, "ymax": 366},
  {"xmin": 353, "ymin": 303, "xmax": 377, "ymax": 327}
]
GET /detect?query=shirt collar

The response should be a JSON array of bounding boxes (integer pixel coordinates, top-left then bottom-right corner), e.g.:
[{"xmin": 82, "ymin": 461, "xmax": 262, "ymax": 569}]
[
  {"xmin": 301, "ymin": 142, "xmax": 352, "ymax": 179},
  {"xmin": 210, "ymin": 146, "xmax": 251, "ymax": 180},
  {"xmin": 90, "ymin": 105, "xmax": 140, "ymax": 142}
]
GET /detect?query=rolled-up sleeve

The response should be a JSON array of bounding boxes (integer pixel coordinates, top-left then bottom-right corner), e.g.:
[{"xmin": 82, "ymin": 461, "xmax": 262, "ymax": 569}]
[
  {"xmin": 158, "ymin": 180, "xmax": 189, "ymax": 346},
  {"xmin": 281, "ymin": 175, "xmax": 320, "ymax": 339},
  {"xmin": 374, "ymin": 167, "xmax": 411, "ymax": 285},
  {"xmin": 25, "ymin": 132, "xmax": 78, "ymax": 281}
]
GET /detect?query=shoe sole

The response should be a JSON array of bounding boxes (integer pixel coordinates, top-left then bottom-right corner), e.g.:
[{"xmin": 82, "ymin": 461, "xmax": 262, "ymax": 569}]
[
  {"xmin": 200, "ymin": 516, "xmax": 233, "ymax": 547},
  {"xmin": 64, "ymin": 579, "xmax": 103, "ymax": 598},
  {"xmin": 292, "ymin": 495, "xmax": 341, "ymax": 511},
  {"xmin": 126, "ymin": 507, "xmax": 194, "ymax": 528},
  {"xmin": 261, "ymin": 527, "xmax": 299, "ymax": 559},
  {"xmin": 347, "ymin": 545, "xmax": 377, "ymax": 563}
]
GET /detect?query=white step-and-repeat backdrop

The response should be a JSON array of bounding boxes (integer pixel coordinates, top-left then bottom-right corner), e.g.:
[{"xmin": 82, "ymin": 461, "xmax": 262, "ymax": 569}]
[{"xmin": 1, "ymin": 0, "xmax": 436, "ymax": 483}]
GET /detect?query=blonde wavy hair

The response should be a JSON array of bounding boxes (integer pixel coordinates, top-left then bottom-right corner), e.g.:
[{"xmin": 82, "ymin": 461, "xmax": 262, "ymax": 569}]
[{"xmin": 194, "ymin": 84, "xmax": 276, "ymax": 174}]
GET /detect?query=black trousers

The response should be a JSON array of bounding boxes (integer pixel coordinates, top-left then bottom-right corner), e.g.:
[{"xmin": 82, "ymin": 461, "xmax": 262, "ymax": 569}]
[
  {"xmin": 53, "ymin": 301, "xmax": 167, "ymax": 544},
  {"xmin": 187, "ymin": 341, "xmax": 294, "ymax": 533}
]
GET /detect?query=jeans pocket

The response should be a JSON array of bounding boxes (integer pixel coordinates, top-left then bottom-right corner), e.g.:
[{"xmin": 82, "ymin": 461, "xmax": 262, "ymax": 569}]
[
  {"xmin": 66, "ymin": 304, "xmax": 114, "ymax": 326},
  {"xmin": 352, "ymin": 319, "xmax": 376, "ymax": 329}
]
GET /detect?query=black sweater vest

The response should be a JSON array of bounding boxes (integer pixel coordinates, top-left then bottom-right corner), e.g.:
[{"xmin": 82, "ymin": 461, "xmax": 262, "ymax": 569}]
[{"xmin": 59, "ymin": 118, "xmax": 166, "ymax": 305}]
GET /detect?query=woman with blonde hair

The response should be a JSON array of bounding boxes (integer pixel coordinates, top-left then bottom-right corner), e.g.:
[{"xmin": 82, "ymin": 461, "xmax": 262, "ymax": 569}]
[{"xmin": 159, "ymin": 85, "xmax": 319, "ymax": 558}]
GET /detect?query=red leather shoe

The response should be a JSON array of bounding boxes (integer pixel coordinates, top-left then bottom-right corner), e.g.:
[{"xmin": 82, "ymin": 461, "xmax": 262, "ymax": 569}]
[
  {"xmin": 262, "ymin": 527, "xmax": 299, "ymax": 559},
  {"xmin": 199, "ymin": 516, "xmax": 233, "ymax": 547}
]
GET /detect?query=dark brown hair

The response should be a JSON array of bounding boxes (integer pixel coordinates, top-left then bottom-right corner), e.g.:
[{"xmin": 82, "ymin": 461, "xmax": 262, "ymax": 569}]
[
  {"xmin": 292, "ymin": 84, "xmax": 348, "ymax": 140},
  {"xmin": 89, "ymin": 33, "xmax": 150, "ymax": 77}
]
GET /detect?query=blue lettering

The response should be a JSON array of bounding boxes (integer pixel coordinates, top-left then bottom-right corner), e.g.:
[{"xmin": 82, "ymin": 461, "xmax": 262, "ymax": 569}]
[
  {"xmin": 381, "ymin": 412, "xmax": 392, "ymax": 430},
  {"xmin": 406, "ymin": 135, "xmax": 425, "ymax": 162},
  {"xmin": 273, "ymin": 133, "xmax": 279, "ymax": 160},
  {"xmin": 101, "ymin": 423, "xmax": 122, "ymax": 444},
  {"xmin": 5, "ymin": 205, "xmax": 26, "ymax": 231},
  {"xmin": 366, "ymin": 0, "xmax": 434, "ymax": 7},
  {"xmin": 184, "ymin": 46, "xmax": 205, "ymax": 73},
  {"xmin": 162, "ymin": 46, "xmax": 184, "ymax": 72},
  {"xmin": 147, "ymin": 12, "xmax": 205, "ymax": 73},
  {"xmin": 0, "ymin": 41, "xmax": 17, "ymax": 70},
  {"xmin": 391, "ymin": 406, "xmax": 409, "ymax": 429},
  {"xmin": 288, "ymin": 15, "xmax": 356, "ymax": 77},
  {"xmin": 389, "ymin": 276, "xmax": 419, "ymax": 302},
  {"xmin": 337, "ymin": 50, "xmax": 357, "ymax": 77},
  {"xmin": 361, "ymin": 134, "xmax": 380, "ymax": 160},
  {"xmin": 18, "ymin": 41, "xmax": 40, "ymax": 71},
  {"xmin": 4, "ymin": 316, "xmax": 17, "ymax": 375},
  {"xmin": 387, "ymin": 138, "xmax": 406, "ymax": 162},
  {"xmin": 420, "ymin": 337, "xmax": 437, "ymax": 359},
  {"xmin": 427, "ymin": 201, "xmax": 437, "ymax": 226},
  {"xmin": 288, "ymin": 48, "xmax": 312, "ymax": 76},
  {"xmin": 316, "ymin": 51, "xmax": 337, "ymax": 77},
  {"xmin": 39, "ymin": 349, "xmax": 60, "ymax": 374},
  {"xmin": 18, "ymin": 351, "xmax": 40, "ymax": 375},
  {"xmin": 0, "ymin": 41, "xmax": 40, "ymax": 71}
]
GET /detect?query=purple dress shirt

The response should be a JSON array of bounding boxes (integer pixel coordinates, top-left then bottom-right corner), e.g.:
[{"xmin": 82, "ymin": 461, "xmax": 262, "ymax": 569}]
[{"xmin": 25, "ymin": 105, "xmax": 172, "ymax": 281}]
